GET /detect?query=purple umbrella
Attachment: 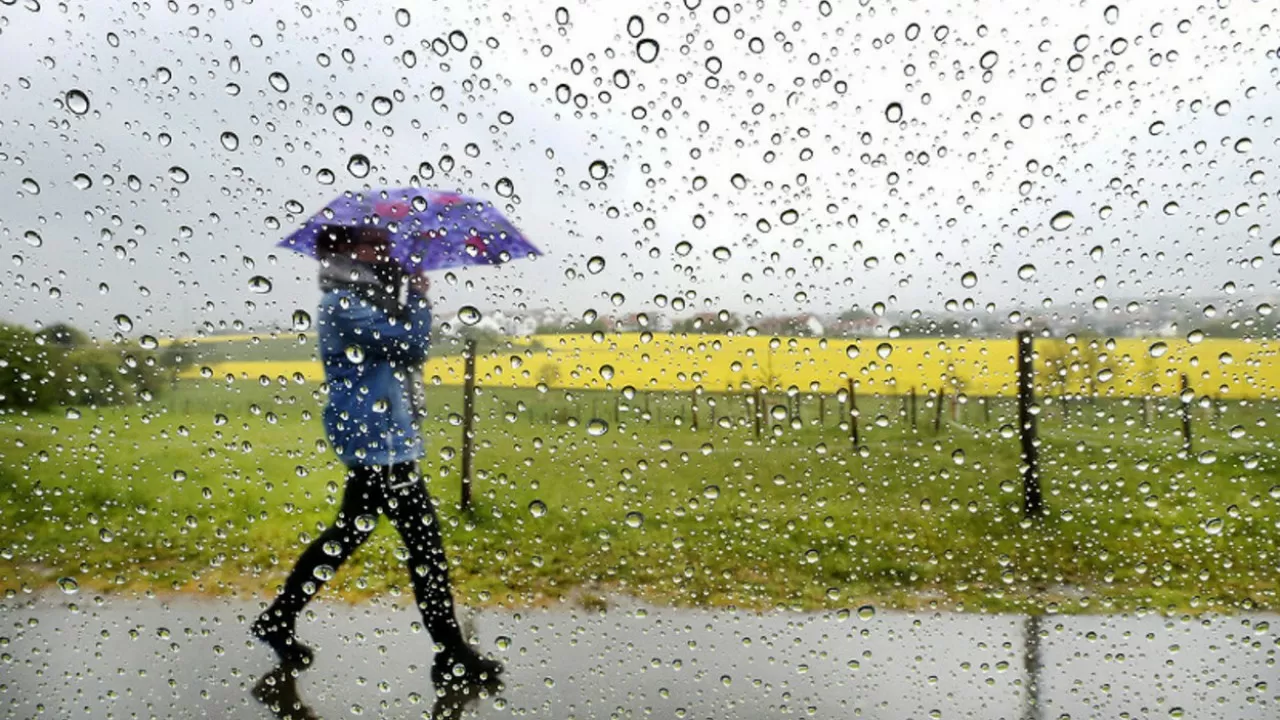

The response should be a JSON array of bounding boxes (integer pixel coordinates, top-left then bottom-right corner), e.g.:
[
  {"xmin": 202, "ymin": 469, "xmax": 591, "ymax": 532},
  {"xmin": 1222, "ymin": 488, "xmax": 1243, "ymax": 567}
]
[{"xmin": 277, "ymin": 187, "xmax": 541, "ymax": 273}]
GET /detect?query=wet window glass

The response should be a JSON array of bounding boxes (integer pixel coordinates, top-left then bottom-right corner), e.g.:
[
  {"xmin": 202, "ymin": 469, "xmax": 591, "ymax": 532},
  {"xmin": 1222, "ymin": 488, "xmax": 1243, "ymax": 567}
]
[{"xmin": 1, "ymin": 1, "xmax": 1277, "ymax": 718}]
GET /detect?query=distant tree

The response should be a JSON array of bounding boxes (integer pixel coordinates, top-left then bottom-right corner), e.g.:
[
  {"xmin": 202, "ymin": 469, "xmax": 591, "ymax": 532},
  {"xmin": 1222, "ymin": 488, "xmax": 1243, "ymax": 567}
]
[
  {"xmin": 36, "ymin": 322, "xmax": 88, "ymax": 348},
  {"xmin": 672, "ymin": 312, "xmax": 741, "ymax": 334}
]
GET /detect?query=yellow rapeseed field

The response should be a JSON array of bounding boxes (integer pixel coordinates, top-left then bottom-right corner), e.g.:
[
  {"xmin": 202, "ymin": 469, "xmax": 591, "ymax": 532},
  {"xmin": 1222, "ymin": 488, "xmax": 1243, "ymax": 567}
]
[{"xmin": 180, "ymin": 333, "xmax": 1280, "ymax": 400}]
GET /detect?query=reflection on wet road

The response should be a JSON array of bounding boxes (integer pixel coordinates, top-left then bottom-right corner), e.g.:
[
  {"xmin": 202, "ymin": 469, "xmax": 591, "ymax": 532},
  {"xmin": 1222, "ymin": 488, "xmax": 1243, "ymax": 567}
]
[{"xmin": 1, "ymin": 595, "xmax": 1275, "ymax": 718}]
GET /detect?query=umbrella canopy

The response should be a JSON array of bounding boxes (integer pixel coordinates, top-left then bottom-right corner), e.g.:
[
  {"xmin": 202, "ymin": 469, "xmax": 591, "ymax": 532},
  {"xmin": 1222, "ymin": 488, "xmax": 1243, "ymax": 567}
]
[{"xmin": 278, "ymin": 187, "xmax": 541, "ymax": 273}]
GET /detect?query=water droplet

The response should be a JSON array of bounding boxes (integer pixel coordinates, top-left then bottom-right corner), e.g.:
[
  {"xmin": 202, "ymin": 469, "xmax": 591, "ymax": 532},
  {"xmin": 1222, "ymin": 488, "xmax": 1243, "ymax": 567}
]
[
  {"xmin": 65, "ymin": 407, "xmax": 81, "ymax": 420},
  {"xmin": 114, "ymin": 314, "xmax": 133, "ymax": 332},
  {"xmin": 345, "ymin": 345, "xmax": 365, "ymax": 364},
  {"xmin": 780, "ymin": 209, "xmax": 799, "ymax": 225},
  {"xmin": 496, "ymin": 635, "xmax": 512, "ymax": 650},
  {"xmin": 1149, "ymin": 341, "xmax": 1168, "ymax": 358},
  {"xmin": 395, "ymin": 8, "xmax": 411, "ymax": 27},
  {"xmin": 21, "ymin": 178, "xmax": 40, "ymax": 195},
  {"xmin": 857, "ymin": 605, "xmax": 876, "ymax": 620},
  {"xmin": 219, "ymin": 131, "xmax": 239, "ymax": 151},
  {"xmin": 624, "ymin": 511, "xmax": 644, "ymax": 528},
  {"xmin": 247, "ymin": 275, "xmax": 272, "ymax": 294},
  {"xmin": 979, "ymin": 50, "xmax": 998, "ymax": 70},
  {"xmin": 1162, "ymin": 201, "xmax": 1179, "ymax": 215},
  {"xmin": 587, "ymin": 256, "xmax": 605, "ymax": 274},
  {"xmin": 1234, "ymin": 137, "xmax": 1252, "ymax": 153},
  {"xmin": 268, "ymin": 71, "xmax": 290, "ymax": 92},
  {"xmin": 1148, "ymin": 121, "xmax": 1164, "ymax": 136},
  {"xmin": 1214, "ymin": 100, "xmax": 1231, "ymax": 116},
  {"xmin": 635, "ymin": 38, "xmax": 659, "ymax": 63},
  {"xmin": 626, "ymin": 15, "xmax": 644, "ymax": 38},
  {"xmin": 72, "ymin": 173, "xmax": 93, "ymax": 189},
  {"xmin": 1203, "ymin": 518, "xmax": 1223, "ymax": 535},
  {"xmin": 139, "ymin": 335, "xmax": 158, "ymax": 349},
  {"xmin": 332, "ymin": 105, "xmax": 354, "ymax": 126},
  {"xmin": 354, "ymin": 515, "xmax": 377, "ymax": 532},
  {"xmin": 57, "ymin": 577, "xmax": 79, "ymax": 594},
  {"xmin": 1018, "ymin": 263, "xmax": 1036, "ymax": 280},
  {"xmin": 587, "ymin": 418, "xmax": 609, "ymax": 436},
  {"xmin": 292, "ymin": 310, "xmax": 312, "ymax": 331},
  {"xmin": 1104, "ymin": 4, "xmax": 1119, "ymax": 23},
  {"xmin": 588, "ymin": 160, "xmax": 610, "ymax": 181},
  {"xmin": 1050, "ymin": 210, "xmax": 1074, "ymax": 231},
  {"xmin": 599, "ymin": 364, "xmax": 615, "ymax": 380},
  {"xmin": 458, "ymin": 306, "xmax": 482, "ymax": 325},
  {"xmin": 23, "ymin": 230, "xmax": 42, "ymax": 247},
  {"xmin": 317, "ymin": 168, "xmax": 335, "ymax": 185},
  {"xmin": 730, "ymin": 173, "xmax": 747, "ymax": 190},
  {"xmin": 168, "ymin": 166, "xmax": 189, "ymax": 184},
  {"xmin": 65, "ymin": 89, "xmax": 90, "ymax": 115},
  {"xmin": 372, "ymin": 95, "xmax": 393, "ymax": 115},
  {"xmin": 495, "ymin": 177, "xmax": 514, "ymax": 197},
  {"xmin": 961, "ymin": 271, "xmax": 978, "ymax": 288},
  {"xmin": 876, "ymin": 342, "xmax": 892, "ymax": 359},
  {"xmin": 347, "ymin": 154, "xmax": 371, "ymax": 178},
  {"xmin": 885, "ymin": 102, "xmax": 903, "ymax": 122},
  {"xmin": 528, "ymin": 500, "xmax": 547, "ymax": 518},
  {"xmin": 845, "ymin": 344, "xmax": 860, "ymax": 359},
  {"xmin": 712, "ymin": 246, "xmax": 732, "ymax": 261}
]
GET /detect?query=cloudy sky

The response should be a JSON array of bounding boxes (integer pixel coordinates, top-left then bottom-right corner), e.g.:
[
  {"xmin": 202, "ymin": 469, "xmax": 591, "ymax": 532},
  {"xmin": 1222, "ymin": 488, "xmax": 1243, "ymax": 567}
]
[{"xmin": 1, "ymin": 0, "xmax": 1276, "ymax": 339}]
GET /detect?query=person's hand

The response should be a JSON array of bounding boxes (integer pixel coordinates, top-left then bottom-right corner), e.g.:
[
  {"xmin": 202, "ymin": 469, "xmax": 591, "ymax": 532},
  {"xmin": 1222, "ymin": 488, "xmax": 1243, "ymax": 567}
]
[{"xmin": 410, "ymin": 273, "xmax": 430, "ymax": 295}]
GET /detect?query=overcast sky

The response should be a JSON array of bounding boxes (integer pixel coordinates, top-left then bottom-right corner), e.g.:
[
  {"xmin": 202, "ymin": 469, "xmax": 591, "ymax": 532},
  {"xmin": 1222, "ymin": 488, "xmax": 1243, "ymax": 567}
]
[{"xmin": 1, "ymin": 0, "xmax": 1277, "ymax": 339}]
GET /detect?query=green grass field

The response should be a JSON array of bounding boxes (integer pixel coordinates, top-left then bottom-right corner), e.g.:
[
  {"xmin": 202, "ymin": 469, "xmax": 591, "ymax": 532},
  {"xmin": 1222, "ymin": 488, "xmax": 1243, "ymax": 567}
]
[{"xmin": 1, "ymin": 380, "xmax": 1276, "ymax": 614}]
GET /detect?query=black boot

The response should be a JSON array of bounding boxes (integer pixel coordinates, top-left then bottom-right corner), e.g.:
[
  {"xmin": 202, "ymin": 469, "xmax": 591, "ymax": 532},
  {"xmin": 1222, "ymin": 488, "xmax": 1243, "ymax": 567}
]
[
  {"xmin": 431, "ymin": 643, "xmax": 503, "ymax": 690},
  {"xmin": 252, "ymin": 612, "xmax": 315, "ymax": 669}
]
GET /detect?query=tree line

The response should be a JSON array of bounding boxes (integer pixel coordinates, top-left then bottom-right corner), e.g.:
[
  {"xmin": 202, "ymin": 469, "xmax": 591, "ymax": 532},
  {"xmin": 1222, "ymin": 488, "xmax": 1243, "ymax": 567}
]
[{"xmin": 0, "ymin": 322, "xmax": 176, "ymax": 411}]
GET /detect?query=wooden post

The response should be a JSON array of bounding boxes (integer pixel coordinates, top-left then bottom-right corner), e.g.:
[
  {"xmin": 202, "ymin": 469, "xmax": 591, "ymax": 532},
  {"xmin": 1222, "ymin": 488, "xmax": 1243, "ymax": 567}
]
[
  {"xmin": 909, "ymin": 386, "xmax": 918, "ymax": 431},
  {"xmin": 847, "ymin": 378, "xmax": 859, "ymax": 448},
  {"xmin": 819, "ymin": 393, "xmax": 826, "ymax": 426},
  {"xmin": 1180, "ymin": 373, "xmax": 1193, "ymax": 455},
  {"xmin": 460, "ymin": 339, "xmax": 477, "ymax": 512},
  {"xmin": 690, "ymin": 392, "xmax": 699, "ymax": 431},
  {"xmin": 1017, "ymin": 330, "xmax": 1043, "ymax": 519},
  {"xmin": 933, "ymin": 390, "xmax": 945, "ymax": 433}
]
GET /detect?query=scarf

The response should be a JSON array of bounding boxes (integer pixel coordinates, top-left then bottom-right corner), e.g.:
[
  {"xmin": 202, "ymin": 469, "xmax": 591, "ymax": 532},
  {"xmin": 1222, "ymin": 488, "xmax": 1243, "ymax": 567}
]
[{"xmin": 317, "ymin": 255, "xmax": 407, "ymax": 318}]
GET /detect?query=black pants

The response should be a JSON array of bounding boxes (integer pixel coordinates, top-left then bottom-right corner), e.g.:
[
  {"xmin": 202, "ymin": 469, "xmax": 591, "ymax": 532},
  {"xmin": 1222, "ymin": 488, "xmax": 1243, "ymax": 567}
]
[{"xmin": 266, "ymin": 461, "xmax": 464, "ymax": 648}]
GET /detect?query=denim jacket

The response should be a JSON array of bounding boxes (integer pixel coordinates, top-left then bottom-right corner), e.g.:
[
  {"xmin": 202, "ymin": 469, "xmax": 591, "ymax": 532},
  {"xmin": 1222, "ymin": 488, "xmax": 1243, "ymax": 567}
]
[{"xmin": 317, "ymin": 286, "xmax": 431, "ymax": 467}]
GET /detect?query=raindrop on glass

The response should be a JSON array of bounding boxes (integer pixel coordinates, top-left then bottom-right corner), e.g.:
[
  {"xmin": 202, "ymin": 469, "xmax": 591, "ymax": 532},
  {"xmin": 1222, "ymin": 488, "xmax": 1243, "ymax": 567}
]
[
  {"xmin": 347, "ymin": 154, "xmax": 371, "ymax": 178},
  {"xmin": 268, "ymin": 71, "xmax": 290, "ymax": 92},
  {"xmin": 65, "ymin": 89, "xmax": 90, "ymax": 115},
  {"xmin": 458, "ymin": 306, "xmax": 482, "ymax": 325}
]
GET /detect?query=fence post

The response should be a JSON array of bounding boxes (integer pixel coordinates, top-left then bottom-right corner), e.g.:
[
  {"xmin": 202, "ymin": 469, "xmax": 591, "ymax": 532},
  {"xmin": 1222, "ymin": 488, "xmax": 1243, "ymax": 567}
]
[
  {"xmin": 909, "ymin": 386, "xmax": 918, "ymax": 431},
  {"xmin": 1017, "ymin": 330, "xmax": 1043, "ymax": 519},
  {"xmin": 847, "ymin": 378, "xmax": 860, "ymax": 448},
  {"xmin": 460, "ymin": 339, "xmax": 477, "ymax": 512},
  {"xmin": 933, "ymin": 390, "xmax": 945, "ymax": 433},
  {"xmin": 1180, "ymin": 373, "xmax": 1193, "ymax": 455},
  {"xmin": 690, "ymin": 391, "xmax": 699, "ymax": 431},
  {"xmin": 819, "ymin": 393, "xmax": 827, "ymax": 426}
]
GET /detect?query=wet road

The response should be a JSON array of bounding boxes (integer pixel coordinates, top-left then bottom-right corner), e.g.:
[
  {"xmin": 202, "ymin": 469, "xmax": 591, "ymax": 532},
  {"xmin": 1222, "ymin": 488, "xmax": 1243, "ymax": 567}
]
[{"xmin": 1, "ymin": 594, "xmax": 1275, "ymax": 719}]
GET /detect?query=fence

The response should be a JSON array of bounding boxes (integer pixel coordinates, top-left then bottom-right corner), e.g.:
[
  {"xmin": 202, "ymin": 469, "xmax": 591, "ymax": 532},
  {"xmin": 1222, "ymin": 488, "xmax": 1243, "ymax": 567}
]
[{"xmin": 453, "ymin": 335, "xmax": 1242, "ymax": 513}]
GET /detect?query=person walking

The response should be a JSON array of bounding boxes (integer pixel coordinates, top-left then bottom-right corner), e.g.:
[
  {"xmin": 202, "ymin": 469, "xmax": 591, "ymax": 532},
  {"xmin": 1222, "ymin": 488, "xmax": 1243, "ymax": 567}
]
[{"xmin": 252, "ymin": 225, "xmax": 502, "ymax": 689}]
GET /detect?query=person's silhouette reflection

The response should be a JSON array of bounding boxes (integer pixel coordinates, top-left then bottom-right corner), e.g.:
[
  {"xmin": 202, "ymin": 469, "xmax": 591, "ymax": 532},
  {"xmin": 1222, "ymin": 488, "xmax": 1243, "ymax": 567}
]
[{"xmin": 252, "ymin": 661, "xmax": 501, "ymax": 720}]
